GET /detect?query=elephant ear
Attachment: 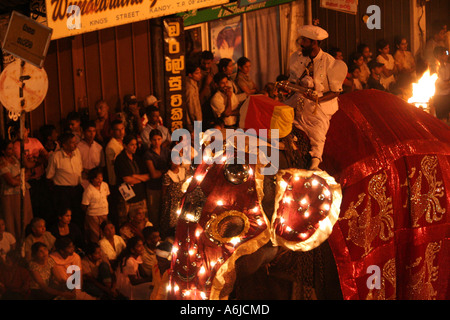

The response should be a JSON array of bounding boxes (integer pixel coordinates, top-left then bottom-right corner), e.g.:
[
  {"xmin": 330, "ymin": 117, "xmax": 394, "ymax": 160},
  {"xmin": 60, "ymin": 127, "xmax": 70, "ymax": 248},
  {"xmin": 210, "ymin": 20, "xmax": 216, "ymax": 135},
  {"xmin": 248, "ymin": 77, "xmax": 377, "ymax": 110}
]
[{"xmin": 270, "ymin": 168, "xmax": 342, "ymax": 251}]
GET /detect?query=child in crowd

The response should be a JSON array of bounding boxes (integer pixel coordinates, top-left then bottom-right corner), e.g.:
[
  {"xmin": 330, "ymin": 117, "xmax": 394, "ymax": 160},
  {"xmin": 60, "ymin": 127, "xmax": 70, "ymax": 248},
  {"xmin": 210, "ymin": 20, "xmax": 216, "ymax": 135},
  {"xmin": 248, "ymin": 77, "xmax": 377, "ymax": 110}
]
[
  {"xmin": 67, "ymin": 111, "xmax": 83, "ymax": 145},
  {"xmin": 141, "ymin": 226, "xmax": 161, "ymax": 279},
  {"xmin": 82, "ymin": 167, "xmax": 110, "ymax": 243}
]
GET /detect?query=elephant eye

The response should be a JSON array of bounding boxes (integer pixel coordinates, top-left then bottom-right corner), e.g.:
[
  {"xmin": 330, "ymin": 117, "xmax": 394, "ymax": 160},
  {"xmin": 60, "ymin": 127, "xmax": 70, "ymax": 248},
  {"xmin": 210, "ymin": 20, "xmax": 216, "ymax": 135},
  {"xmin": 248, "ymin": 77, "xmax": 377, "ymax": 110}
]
[{"xmin": 217, "ymin": 215, "xmax": 245, "ymax": 239}]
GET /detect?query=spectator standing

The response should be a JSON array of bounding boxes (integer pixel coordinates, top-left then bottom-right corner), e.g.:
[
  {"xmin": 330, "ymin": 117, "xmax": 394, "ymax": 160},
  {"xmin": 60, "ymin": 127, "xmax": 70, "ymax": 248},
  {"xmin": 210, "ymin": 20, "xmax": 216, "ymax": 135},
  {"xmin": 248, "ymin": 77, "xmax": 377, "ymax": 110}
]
[
  {"xmin": 114, "ymin": 135, "xmax": 149, "ymax": 227},
  {"xmin": 46, "ymin": 132, "xmax": 84, "ymax": 229},
  {"xmin": 82, "ymin": 167, "xmax": 110, "ymax": 243},
  {"xmin": 185, "ymin": 63, "xmax": 203, "ymax": 132}
]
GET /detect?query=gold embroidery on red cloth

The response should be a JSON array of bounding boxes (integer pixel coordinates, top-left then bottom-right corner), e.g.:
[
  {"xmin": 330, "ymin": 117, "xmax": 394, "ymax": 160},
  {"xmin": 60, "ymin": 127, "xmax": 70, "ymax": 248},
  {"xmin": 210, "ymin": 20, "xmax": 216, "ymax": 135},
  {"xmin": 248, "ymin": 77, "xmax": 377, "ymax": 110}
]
[
  {"xmin": 366, "ymin": 258, "xmax": 396, "ymax": 300},
  {"xmin": 405, "ymin": 241, "xmax": 441, "ymax": 300},
  {"xmin": 340, "ymin": 171, "xmax": 394, "ymax": 257},
  {"xmin": 409, "ymin": 156, "xmax": 445, "ymax": 227}
]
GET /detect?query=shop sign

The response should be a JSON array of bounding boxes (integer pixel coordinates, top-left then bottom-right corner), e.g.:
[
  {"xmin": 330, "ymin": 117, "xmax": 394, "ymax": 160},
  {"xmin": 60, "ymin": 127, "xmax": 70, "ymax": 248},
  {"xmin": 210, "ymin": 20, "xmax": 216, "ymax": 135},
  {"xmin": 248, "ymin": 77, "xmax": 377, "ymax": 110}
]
[
  {"xmin": 163, "ymin": 17, "xmax": 185, "ymax": 132},
  {"xmin": 45, "ymin": 0, "xmax": 229, "ymax": 40},
  {"xmin": 179, "ymin": 0, "xmax": 294, "ymax": 26},
  {"xmin": 320, "ymin": 0, "xmax": 358, "ymax": 15}
]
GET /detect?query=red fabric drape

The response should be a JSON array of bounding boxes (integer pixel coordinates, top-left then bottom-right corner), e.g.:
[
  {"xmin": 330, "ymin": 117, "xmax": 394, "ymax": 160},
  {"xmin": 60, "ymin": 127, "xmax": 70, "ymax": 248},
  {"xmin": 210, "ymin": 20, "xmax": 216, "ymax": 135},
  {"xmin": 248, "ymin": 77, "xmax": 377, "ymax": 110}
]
[{"xmin": 322, "ymin": 89, "xmax": 450, "ymax": 300}]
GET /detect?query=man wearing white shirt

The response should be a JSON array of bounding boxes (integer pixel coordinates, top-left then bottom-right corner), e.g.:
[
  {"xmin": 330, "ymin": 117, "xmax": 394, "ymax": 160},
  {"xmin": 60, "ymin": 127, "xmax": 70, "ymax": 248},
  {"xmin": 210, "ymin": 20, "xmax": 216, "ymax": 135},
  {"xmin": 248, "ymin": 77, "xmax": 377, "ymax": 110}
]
[
  {"xmin": 286, "ymin": 25, "xmax": 347, "ymax": 170},
  {"xmin": 46, "ymin": 132, "xmax": 84, "ymax": 228},
  {"xmin": 141, "ymin": 106, "xmax": 171, "ymax": 149},
  {"xmin": 78, "ymin": 120, "xmax": 105, "ymax": 188},
  {"xmin": 210, "ymin": 72, "xmax": 240, "ymax": 128}
]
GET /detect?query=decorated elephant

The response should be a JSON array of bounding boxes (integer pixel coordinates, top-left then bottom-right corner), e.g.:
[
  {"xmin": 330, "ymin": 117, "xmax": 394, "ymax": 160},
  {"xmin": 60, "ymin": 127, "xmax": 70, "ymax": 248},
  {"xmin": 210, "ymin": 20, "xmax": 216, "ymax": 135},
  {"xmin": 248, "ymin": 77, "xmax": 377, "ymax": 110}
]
[{"xmin": 166, "ymin": 90, "xmax": 449, "ymax": 300}]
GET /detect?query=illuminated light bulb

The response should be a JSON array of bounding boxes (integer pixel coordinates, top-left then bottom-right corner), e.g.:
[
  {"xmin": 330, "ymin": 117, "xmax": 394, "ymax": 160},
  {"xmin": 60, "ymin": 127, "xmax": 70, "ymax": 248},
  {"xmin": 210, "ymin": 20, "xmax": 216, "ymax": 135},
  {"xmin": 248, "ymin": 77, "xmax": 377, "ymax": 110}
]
[
  {"xmin": 172, "ymin": 247, "xmax": 179, "ymax": 254},
  {"xmin": 248, "ymin": 167, "xmax": 253, "ymax": 175},
  {"xmin": 216, "ymin": 200, "xmax": 224, "ymax": 206},
  {"xmin": 176, "ymin": 208, "xmax": 182, "ymax": 216},
  {"xmin": 166, "ymin": 284, "xmax": 172, "ymax": 292},
  {"xmin": 188, "ymin": 249, "xmax": 195, "ymax": 256},
  {"xmin": 300, "ymin": 232, "xmax": 308, "ymax": 239},
  {"xmin": 322, "ymin": 204, "xmax": 331, "ymax": 211},
  {"xmin": 311, "ymin": 179, "xmax": 319, "ymax": 187},
  {"xmin": 286, "ymin": 226, "xmax": 292, "ymax": 232},
  {"xmin": 230, "ymin": 237, "xmax": 240, "ymax": 246},
  {"xmin": 199, "ymin": 266, "xmax": 206, "ymax": 275},
  {"xmin": 294, "ymin": 176, "xmax": 300, "ymax": 181},
  {"xmin": 174, "ymin": 284, "xmax": 179, "ymax": 293},
  {"xmin": 221, "ymin": 155, "xmax": 227, "ymax": 162},
  {"xmin": 195, "ymin": 175, "xmax": 204, "ymax": 182},
  {"xmin": 280, "ymin": 217, "xmax": 285, "ymax": 223},
  {"xmin": 323, "ymin": 188, "xmax": 331, "ymax": 197},
  {"xmin": 185, "ymin": 213, "xmax": 196, "ymax": 222},
  {"xmin": 257, "ymin": 219, "xmax": 263, "ymax": 226},
  {"xmin": 300, "ymin": 198, "xmax": 308, "ymax": 205},
  {"xmin": 304, "ymin": 210, "xmax": 310, "ymax": 218},
  {"xmin": 283, "ymin": 196, "xmax": 292, "ymax": 204},
  {"xmin": 252, "ymin": 206, "xmax": 258, "ymax": 213},
  {"xmin": 200, "ymin": 291, "xmax": 207, "ymax": 300},
  {"xmin": 195, "ymin": 229, "xmax": 201, "ymax": 238},
  {"xmin": 280, "ymin": 181, "xmax": 288, "ymax": 189},
  {"xmin": 210, "ymin": 261, "xmax": 216, "ymax": 268},
  {"xmin": 183, "ymin": 290, "xmax": 191, "ymax": 297}
]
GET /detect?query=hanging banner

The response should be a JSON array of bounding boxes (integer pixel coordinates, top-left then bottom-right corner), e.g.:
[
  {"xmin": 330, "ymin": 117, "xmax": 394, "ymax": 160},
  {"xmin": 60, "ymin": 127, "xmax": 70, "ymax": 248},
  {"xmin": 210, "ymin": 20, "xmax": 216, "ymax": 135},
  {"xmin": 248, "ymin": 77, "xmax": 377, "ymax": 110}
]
[
  {"xmin": 320, "ymin": 0, "xmax": 358, "ymax": 15},
  {"xmin": 179, "ymin": 0, "xmax": 294, "ymax": 26},
  {"xmin": 163, "ymin": 17, "xmax": 185, "ymax": 132},
  {"xmin": 238, "ymin": 0, "xmax": 267, "ymax": 8},
  {"xmin": 45, "ymin": 0, "xmax": 229, "ymax": 40}
]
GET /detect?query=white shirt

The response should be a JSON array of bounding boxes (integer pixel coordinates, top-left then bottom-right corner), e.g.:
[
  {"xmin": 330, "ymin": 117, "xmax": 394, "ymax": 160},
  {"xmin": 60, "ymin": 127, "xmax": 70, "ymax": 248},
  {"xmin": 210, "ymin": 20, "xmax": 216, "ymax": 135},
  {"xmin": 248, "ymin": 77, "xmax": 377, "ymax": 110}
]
[
  {"xmin": 105, "ymin": 138, "xmax": 123, "ymax": 186},
  {"xmin": 46, "ymin": 149, "xmax": 83, "ymax": 186},
  {"xmin": 77, "ymin": 140, "xmax": 105, "ymax": 170},
  {"xmin": 210, "ymin": 90, "xmax": 240, "ymax": 126},
  {"xmin": 286, "ymin": 49, "xmax": 347, "ymax": 161},
  {"xmin": 141, "ymin": 123, "xmax": 171, "ymax": 149},
  {"xmin": 377, "ymin": 54, "xmax": 396, "ymax": 90},
  {"xmin": 99, "ymin": 235, "xmax": 126, "ymax": 260},
  {"xmin": 81, "ymin": 182, "xmax": 110, "ymax": 216}
]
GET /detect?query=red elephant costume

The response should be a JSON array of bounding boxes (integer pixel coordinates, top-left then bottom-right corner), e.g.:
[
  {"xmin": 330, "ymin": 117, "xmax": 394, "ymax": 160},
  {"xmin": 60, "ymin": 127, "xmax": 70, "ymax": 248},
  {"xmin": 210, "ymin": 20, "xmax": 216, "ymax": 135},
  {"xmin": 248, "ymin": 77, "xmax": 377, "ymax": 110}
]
[{"xmin": 167, "ymin": 90, "xmax": 449, "ymax": 300}]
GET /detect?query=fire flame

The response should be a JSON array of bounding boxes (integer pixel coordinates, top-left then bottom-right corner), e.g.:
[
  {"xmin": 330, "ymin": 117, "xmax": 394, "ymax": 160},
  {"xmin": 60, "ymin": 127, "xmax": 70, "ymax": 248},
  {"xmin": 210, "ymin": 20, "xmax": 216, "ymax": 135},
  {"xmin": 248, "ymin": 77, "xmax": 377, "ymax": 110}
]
[{"xmin": 407, "ymin": 69, "xmax": 438, "ymax": 111}]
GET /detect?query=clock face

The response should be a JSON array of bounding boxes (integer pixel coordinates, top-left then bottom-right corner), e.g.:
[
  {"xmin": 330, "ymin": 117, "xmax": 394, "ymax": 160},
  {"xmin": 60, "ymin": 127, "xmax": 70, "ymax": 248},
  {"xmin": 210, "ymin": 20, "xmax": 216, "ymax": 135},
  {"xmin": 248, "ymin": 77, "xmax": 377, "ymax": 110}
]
[{"xmin": 0, "ymin": 59, "xmax": 48, "ymax": 114}]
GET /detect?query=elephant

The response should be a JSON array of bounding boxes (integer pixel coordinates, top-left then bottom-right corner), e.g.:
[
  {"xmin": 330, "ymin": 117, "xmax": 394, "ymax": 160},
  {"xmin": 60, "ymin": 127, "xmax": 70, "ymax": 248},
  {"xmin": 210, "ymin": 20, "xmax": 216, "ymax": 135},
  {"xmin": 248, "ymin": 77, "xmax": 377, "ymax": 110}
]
[{"xmin": 167, "ymin": 89, "xmax": 449, "ymax": 300}]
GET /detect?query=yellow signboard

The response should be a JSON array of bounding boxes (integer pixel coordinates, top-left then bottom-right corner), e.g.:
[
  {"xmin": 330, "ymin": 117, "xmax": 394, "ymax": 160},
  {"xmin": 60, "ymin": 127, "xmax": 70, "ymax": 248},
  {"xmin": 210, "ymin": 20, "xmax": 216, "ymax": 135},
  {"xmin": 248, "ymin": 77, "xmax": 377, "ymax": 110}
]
[{"xmin": 45, "ymin": 0, "xmax": 229, "ymax": 40}]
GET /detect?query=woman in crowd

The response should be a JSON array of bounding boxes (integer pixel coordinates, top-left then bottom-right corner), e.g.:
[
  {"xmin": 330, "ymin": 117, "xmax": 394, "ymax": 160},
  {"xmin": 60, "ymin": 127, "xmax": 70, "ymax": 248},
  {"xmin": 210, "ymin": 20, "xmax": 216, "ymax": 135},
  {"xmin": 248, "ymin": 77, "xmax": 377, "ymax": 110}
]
[
  {"xmin": 394, "ymin": 36, "xmax": 416, "ymax": 98},
  {"xmin": 235, "ymin": 56, "xmax": 259, "ymax": 96},
  {"xmin": 48, "ymin": 207, "xmax": 85, "ymax": 254},
  {"xmin": 28, "ymin": 242, "xmax": 75, "ymax": 300},
  {"xmin": 114, "ymin": 134, "xmax": 149, "ymax": 227},
  {"xmin": 120, "ymin": 208, "xmax": 153, "ymax": 242},
  {"xmin": 0, "ymin": 139, "xmax": 33, "ymax": 239},
  {"xmin": 115, "ymin": 236, "xmax": 153, "ymax": 300},
  {"xmin": 99, "ymin": 220, "xmax": 127, "ymax": 270},
  {"xmin": 376, "ymin": 39, "xmax": 398, "ymax": 92},
  {"xmin": 22, "ymin": 218, "xmax": 56, "ymax": 262}
]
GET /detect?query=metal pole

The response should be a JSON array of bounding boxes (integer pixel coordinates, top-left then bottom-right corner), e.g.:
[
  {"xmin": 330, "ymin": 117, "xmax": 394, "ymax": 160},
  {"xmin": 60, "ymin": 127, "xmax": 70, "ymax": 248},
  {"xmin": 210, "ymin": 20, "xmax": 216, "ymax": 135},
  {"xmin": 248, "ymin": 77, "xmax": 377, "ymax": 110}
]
[{"xmin": 19, "ymin": 60, "xmax": 26, "ymax": 241}]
